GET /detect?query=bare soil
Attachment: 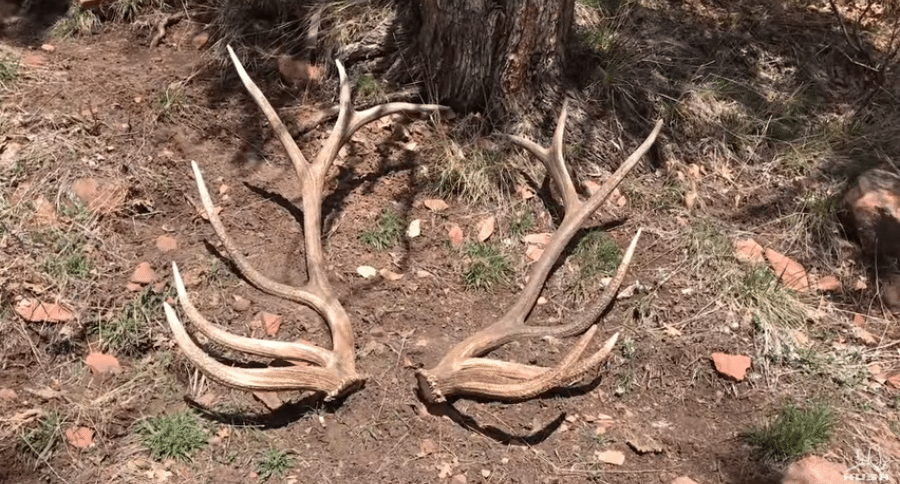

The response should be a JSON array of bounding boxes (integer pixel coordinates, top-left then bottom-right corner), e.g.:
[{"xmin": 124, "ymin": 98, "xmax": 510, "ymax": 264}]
[{"xmin": 2, "ymin": 1, "xmax": 900, "ymax": 483}]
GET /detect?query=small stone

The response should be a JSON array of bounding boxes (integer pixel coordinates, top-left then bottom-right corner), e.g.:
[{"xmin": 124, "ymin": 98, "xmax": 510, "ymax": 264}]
[
  {"xmin": 781, "ymin": 455, "xmax": 847, "ymax": 484},
  {"xmin": 260, "ymin": 312, "xmax": 282, "ymax": 336},
  {"xmin": 14, "ymin": 299, "xmax": 74, "ymax": 322},
  {"xmin": 85, "ymin": 352, "xmax": 122, "ymax": 375},
  {"xmin": 126, "ymin": 282, "xmax": 142, "ymax": 292},
  {"xmin": 451, "ymin": 474, "xmax": 467, "ymax": 484},
  {"xmin": 232, "ymin": 295, "xmax": 251, "ymax": 312},
  {"xmin": 0, "ymin": 142, "xmax": 23, "ymax": 170},
  {"xmin": 64, "ymin": 427, "xmax": 94, "ymax": 448},
  {"xmin": 733, "ymin": 238, "xmax": 766, "ymax": 264},
  {"xmin": 277, "ymin": 56, "xmax": 323, "ymax": 85},
  {"xmin": 851, "ymin": 326, "xmax": 877, "ymax": 346},
  {"xmin": 156, "ymin": 235, "xmax": 178, "ymax": 252},
  {"xmin": 711, "ymin": 352, "xmax": 751, "ymax": 381},
  {"xmin": 672, "ymin": 478, "xmax": 699, "ymax": 484},
  {"xmin": 131, "ymin": 262, "xmax": 155, "ymax": 284},
  {"xmin": 764, "ymin": 249, "xmax": 809, "ymax": 292},
  {"xmin": 40, "ymin": 43, "xmax": 55, "ymax": 53},
  {"xmin": 423, "ymin": 199, "xmax": 449, "ymax": 212},
  {"xmin": 191, "ymin": 31, "xmax": 210, "ymax": 49},
  {"xmin": 481, "ymin": 470, "xmax": 491, "ymax": 478},
  {"xmin": 447, "ymin": 223, "xmax": 463, "ymax": 247},
  {"xmin": 0, "ymin": 388, "xmax": 17, "ymax": 401},
  {"xmin": 595, "ymin": 450, "xmax": 625, "ymax": 465}
]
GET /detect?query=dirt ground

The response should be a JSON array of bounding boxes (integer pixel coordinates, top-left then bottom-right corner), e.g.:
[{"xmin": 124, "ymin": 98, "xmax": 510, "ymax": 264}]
[{"xmin": 2, "ymin": 1, "xmax": 900, "ymax": 483}]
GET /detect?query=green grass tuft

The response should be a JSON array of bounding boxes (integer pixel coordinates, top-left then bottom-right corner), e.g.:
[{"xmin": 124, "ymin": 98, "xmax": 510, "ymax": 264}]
[
  {"xmin": 51, "ymin": 3, "xmax": 101, "ymax": 38},
  {"xmin": 359, "ymin": 208, "xmax": 405, "ymax": 251},
  {"xmin": 463, "ymin": 242, "xmax": 513, "ymax": 290},
  {"xmin": 732, "ymin": 266, "xmax": 806, "ymax": 329},
  {"xmin": 744, "ymin": 403, "xmax": 834, "ymax": 462},
  {"xmin": 257, "ymin": 449, "xmax": 293, "ymax": 481},
  {"xmin": 572, "ymin": 230, "xmax": 622, "ymax": 279},
  {"xmin": 0, "ymin": 55, "xmax": 20, "ymax": 88},
  {"xmin": 100, "ymin": 289, "xmax": 164, "ymax": 356},
  {"xmin": 508, "ymin": 207, "xmax": 535, "ymax": 238},
  {"xmin": 138, "ymin": 411, "xmax": 208, "ymax": 461},
  {"xmin": 18, "ymin": 412, "xmax": 64, "ymax": 461},
  {"xmin": 432, "ymin": 145, "xmax": 516, "ymax": 205}
]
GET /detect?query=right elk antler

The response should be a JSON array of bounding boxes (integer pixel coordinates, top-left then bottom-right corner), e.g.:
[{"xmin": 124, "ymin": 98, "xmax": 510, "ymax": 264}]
[
  {"xmin": 417, "ymin": 103, "xmax": 663, "ymax": 402},
  {"xmin": 163, "ymin": 46, "xmax": 447, "ymax": 401}
]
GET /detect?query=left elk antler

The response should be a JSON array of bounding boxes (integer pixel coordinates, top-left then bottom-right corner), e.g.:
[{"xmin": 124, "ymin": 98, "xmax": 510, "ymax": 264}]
[
  {"xmin": 163, "ymin": 45, "xmax": 447, "ymax": 401},
  {"xmin": 417, "ymin": 102, "xmax": 663, "ymax": 401}
]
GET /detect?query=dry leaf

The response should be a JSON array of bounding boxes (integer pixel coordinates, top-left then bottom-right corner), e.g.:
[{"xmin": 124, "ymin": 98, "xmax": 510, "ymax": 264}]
[
  {"xmin": 711, "ymin": 353, "xmax": 751, "ymax": 381},
  {"xmin": 156, "ymin": 235, "xmax": 178, "ymax": 252},
  {"xmin": 733, "ymin": 238, "xmax": 765, "ymax": 265},
  {"xmin": 584, "ymin": 179, "xmax": 601, "ymax": 194},
  {"xmin": 199, "ymin": 205, "xmax": 223, "ymax": 220},
  {"xmin": 379, "ymin": 268, "xmax": 404, "ymax": 281},
  {"xmin": 447, "ymin": 224, "xmax": 463, "ymax": 247},
  {"xmin": 407, "ymin": 219, "xmax": 421, "ymax": 238},
  {"xmin": 476, "ymin": 216, "xmax": 495, "ymax": 242},
  {"xmin": 764, "ymin": 249, "xmax": 809, "ymax": 292},
  {"xmin": 423, "ymin": 199, "xmax": 449, "ymax": 212},
  {"xmin": 85, "ymin": 352, "xmax": 122, "ymax": 375},
  {"xmin": 357, "ymin": 266, "xmax": 378, "ymax": 278},
  {"xmin": 65, "ymin": 427, "xmax": 94, "ymax": 448},
  {"xmin": 15, "ymin": 298, "xmax": 74, "ymax": 323}
]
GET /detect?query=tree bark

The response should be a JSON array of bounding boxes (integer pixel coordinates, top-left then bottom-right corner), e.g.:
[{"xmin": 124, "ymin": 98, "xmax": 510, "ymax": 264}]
[{"xmin": 408, "ymin": 0, "xmax": 574, "ymax": 122}]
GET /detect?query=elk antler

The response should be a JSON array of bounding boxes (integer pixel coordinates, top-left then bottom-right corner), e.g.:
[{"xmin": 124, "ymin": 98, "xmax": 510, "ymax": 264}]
[
  {"xmin": 163, "ymin": 45, "xmax": 448, "ymax": 401},
  {"xmin": 416, "ymin": 102, "xmax": 663, "ymax": 402}
]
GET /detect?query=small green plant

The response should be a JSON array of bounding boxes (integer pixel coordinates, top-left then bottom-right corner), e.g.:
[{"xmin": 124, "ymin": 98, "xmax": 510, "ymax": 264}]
[
  {"xmin": 359, "ymin": 209, "xmax": 404, "ymax": 251},
  {"xmin": 257, "ymin": 449, "xmax": 293, "ymax": 481},
  {"xmin": 18, "ymin": 412, "xmax": 64, "ymax": 461},
  {"xmin": 51, "ymin": 4, "xmax": 100, "ymax": 38},
  {"xmin": 355, "ymin": 74, "xmax": 384, "ymax": 100},
  {"xmin": 40, "ymin": 229, "xmax": 94, "ymax": 281},
  {"xmin": 100, "ymin": 289, "xmax": 163, "ymax": 355},
  {"xmin": 138, "ymin": 411, "xmax": 208, "ymax": 461},
  {"xmin": 0, "ymin": 55, "xmax": 20, "ymax": 88},
  {"xmin": 572, "ymin": 230, "xmax": 621, "ymax": 279},
  {"xmin": 154, "ymin": 83, "xmax": 188, "ymax": 120},
  {"xmin": 744, "ymin": 403, "xmax": 834, "ymax": 462},
  {"xmin": 463, "ymin": 242, "xmax": 513, "ymax": 290},
  {"xmin": 508, "ymin": 208, "xmax": 535, "ymax": 238}
]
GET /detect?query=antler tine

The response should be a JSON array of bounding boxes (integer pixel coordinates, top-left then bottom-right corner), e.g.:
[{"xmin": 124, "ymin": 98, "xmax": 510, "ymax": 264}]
[
  {"xmin": 417, "ymin": 113, "xmax": 663, "ymax": 402},
  {"xmin": 170, "ymin": 262, "xmax": 333, "ymax": 366},
  {"xmin": 189, "ymin": 160, "xmax": 327, "ymax": 308},
  {"xmin": 317, "ymin": 60, "xmax": 449, "ymax": 174},
  {"xmin": 506, "ymin": 100, "xmax": 581, "ymax": 211},
  {"xmin": 163, "ymin": 302, "xmax": 359, "ymax": 398}
]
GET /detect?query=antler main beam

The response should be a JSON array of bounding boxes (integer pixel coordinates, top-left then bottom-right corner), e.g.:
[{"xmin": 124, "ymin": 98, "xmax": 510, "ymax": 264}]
[
  {"xmin": 417, "ymin": 102, "xmax": 663, "ymax": 402},
  {"xmin": 163, "ymin": 45, "xmax": 447, "ymax": 401}
]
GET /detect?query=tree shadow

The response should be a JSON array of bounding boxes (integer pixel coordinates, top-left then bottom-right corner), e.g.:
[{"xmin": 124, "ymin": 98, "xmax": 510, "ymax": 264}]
[{"xmin": 0, "ymin": 0, "xmax": 70, "ymax": 46}]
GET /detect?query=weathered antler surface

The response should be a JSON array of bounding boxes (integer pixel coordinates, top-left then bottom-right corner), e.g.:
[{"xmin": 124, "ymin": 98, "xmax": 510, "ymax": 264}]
[
  {"xmin": 163, "ymin": 45, "xmax": 447, "ymax": 401},
  {"xmin": 416, "ymin": 103, "xmax": 663, "ymax": 402}
]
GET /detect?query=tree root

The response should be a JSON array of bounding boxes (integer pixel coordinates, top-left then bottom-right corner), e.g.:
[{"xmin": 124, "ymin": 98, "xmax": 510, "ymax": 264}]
[{"xmin": 150, "ymin": 12, "xmax": 186, "ymax": 48}]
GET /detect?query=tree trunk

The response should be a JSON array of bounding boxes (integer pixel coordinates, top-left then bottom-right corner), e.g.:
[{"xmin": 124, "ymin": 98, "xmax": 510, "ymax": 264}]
[{"xmin": 409, "ymin": 0, "xmax": 574, "ymax": 122}]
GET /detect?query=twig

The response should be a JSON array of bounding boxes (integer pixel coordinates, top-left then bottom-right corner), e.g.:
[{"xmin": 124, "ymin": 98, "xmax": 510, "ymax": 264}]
[{"xmin": 149, "ymin": 12, "xmax": 186, "ymax": 48}]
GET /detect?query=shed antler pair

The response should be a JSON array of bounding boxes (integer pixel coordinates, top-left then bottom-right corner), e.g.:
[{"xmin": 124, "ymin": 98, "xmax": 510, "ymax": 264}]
[{"xmin": 163, "ymin": 45, "xmax": 662, "ymax": 405}]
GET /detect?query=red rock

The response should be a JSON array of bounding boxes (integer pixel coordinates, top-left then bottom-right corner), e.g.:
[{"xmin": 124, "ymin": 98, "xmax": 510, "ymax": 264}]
[
  {"xmin": 253, "ymin": 391, "xmax": 283, "ymax": 410},
  {"xmin": 64, "ymin": 427, "xmax": 94, "ymax": 448},
  {"xmin": 156, "ymin": 235, "xmax": 178, "ymax": 252},
  {"xmin": 594, "ymin": 449, "xmax": 625, "ymax": 465},
  {"xmin": 0, "ymin": 388, "xmax": 17, "ymax": 401},
  {"xmin": 125, "ymin": 282, "xmax": 142, "ymax": 292},
  {"xmin": 447, "ymin": 223, "xmax": 463, "ymax": 247},
  {"xmin": 672, "ymin": 478, "xmax": 699, "ymax": 484},
  {"xmin": 423, "ymin": 199, "xmax": 449, "ymax": 212},
  {"xmin": 14, "ymin": 298, "xmax": 74, "ymax": 322},
  {"xmin": 191, "ymin": 31, "xmax": 210, "ymax": 49},
  {"xmin": 764, "ymin": 249, "xmax": 809, "ymax": 292},
  {"xmin": 85, "ymin": 352, "xmax": 122, "ymax": 375},
  {"xmin": 260, "ymin": 312, "xmax": 282, "ymax": 336},
  {"xmin": 853, "ymin": 313, "xmax": 866, "ymax": 327},
  {"xmin": 277, "ymin": 56, "xmax": 323, "ymax": 85},
  {"xmin": 886, "ymin": 373, "xmax": 900, "ymax": 389},
  {"xmin": 525, "ymin": 245, "xmax": 544, "ymax": 262},
  {"xmin": 711, "ymin": 352, "xmax": 751, "ymax": 381},
  {"xmin": 781, "ymin": 455, "xmax": 846, "ymax": 484},
  {"xmin": 523, "ymin": 233, "xmax": 553, "ymax": 246},
  {"xmin": 734, "ymin": 238, "xmax": 766, "ymax": 264},
  {"xmin": 40, "ymin": 44, "xmax": 55, "ymax": 53},
  {"xmin": 842, "ymin": 169, "xmax": 900, "ymax": 263},
  {"xmin": 816, "ymin": 275, "xmax": 841, "ymax": 293},
  {"xmin": 131, "ymin": 262, "xmax": 155, "ymax": 284},
  {"xmin": 476, "ymin": 216, "xmax": 495, "ymax": 242}
]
